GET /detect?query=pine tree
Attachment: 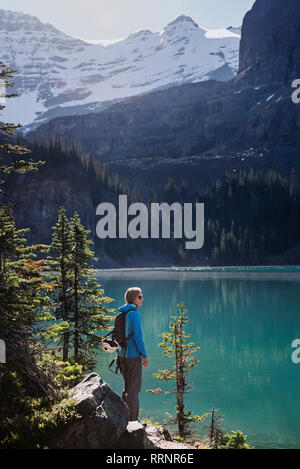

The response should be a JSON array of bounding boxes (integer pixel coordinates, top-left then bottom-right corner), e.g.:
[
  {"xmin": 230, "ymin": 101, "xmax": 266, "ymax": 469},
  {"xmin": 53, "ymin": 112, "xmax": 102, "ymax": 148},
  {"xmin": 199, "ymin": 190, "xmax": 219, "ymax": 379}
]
[
  {"xmin": 0, "ymin": 64, "xmax": 95, "ymax": 447},
  {"xmin": 47, "ymin": 206, "xmax": 73, "ymax": 361},
  {"xmin": 0, "ymin": 61, "xmax": 55, "ymax": 396},
  {"xmin": 147, "ymin": 302, "xmax": 208, "ymax": 438},
  {"xmin": 69, "ymin": 212, "xmax": 114, "ymax": 368},
  {"xmin": 205, "ymin": 408, "xmax": 224, "ymax": 448},
  {"xmin": 0, "ymin": 206, "xmax": 55, "ymax": 396},
  {"xmin": 46, "ymin": 208, "xmax": 114, "ymax": 368}
]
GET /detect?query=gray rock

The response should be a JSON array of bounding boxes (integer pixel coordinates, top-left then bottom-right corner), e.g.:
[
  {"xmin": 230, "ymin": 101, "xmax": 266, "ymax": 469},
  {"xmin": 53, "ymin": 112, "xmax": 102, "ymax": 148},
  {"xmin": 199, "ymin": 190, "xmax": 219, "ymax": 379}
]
[
  {"xmin": 70, "ymin": 372, "xmax": 111, "ymax": 416},
  {"xmin": 119, "ymin": 421, "xmax": 156, "ymax": 449},
  {"xmin": 57, "ymin": 372, "xmax": 130, "ymax": 449},
  {"xmin": 58, "ymin": 373, "xmax": 186, "ymax": 449},
  {"xmin": 145, "ymin": 426, "xmax": 195, "ymax": 450},
  {"xmin": 55, "ymin": 372, "xmax": 198, "ymax": 449},
  {"xmin": 145, "ymin": 426, "xmax": 163, "ymax": 449}
]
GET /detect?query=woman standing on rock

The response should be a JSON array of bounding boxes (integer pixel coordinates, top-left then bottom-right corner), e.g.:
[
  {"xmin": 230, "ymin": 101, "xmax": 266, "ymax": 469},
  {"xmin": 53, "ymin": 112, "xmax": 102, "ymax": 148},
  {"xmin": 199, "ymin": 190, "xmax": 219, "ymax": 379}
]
[{"xmin": 116, "ymin": 287, "xmax": 148, "ymax": 422}]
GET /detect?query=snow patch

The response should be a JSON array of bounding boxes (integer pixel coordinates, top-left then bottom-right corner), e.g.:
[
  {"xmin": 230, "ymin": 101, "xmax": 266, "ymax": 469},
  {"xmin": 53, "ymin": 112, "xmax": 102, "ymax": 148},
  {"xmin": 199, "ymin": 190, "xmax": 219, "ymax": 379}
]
[
  {"xmin": 75, "ymin": 37, "xmax": 126, "ymax": 46},
  {"xmin": 205, "ymin": 28, "xmax": 241, "ymax": 39},
  {"xmin": 0, "ymin": 90, "xmax": 46, "ymax": 126}
]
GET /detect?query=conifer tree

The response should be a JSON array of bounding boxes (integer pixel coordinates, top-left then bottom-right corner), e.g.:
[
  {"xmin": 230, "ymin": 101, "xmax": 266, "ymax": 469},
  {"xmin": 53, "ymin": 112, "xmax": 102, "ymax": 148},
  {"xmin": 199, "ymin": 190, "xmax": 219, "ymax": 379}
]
[
  {"xmin": 47, "ymin": 209, "xmax": 114, "ymax": 369},
  {"xmin": 68, "ymin": 211, "xmax": 114, "ymax": 368},
  {"xmin": 147, "ymin": 302, "xmax": 208, "ymax": 438},
  {"xmin": 205, "ymin": 408, "xmax": 224, "ymax": 448},
  {"xmin": 0, "ymin": 61, "xmax": 55, "ymax": 396},
  {"xmin": 47, "ymin": 206, "xmax": 73, "ymax": 361},
  {"xmin": 0, "ymin": 205, "xmax": 55, "ymax": 396}
]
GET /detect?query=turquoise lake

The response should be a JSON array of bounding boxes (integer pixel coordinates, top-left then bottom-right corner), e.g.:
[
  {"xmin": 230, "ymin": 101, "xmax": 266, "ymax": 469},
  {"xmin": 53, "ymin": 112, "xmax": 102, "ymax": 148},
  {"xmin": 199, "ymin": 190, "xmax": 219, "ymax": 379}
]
[{"xmin": 94, "ymin": 267, "xmax": 300, "ymax": 449}]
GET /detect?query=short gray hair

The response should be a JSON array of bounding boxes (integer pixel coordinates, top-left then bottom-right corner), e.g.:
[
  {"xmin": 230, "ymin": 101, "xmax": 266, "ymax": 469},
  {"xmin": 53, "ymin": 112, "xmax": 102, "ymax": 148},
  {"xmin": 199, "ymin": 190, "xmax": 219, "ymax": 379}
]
[{"xmin": 125, "ymin": 287, "xmax": 141, "ymax": 304}]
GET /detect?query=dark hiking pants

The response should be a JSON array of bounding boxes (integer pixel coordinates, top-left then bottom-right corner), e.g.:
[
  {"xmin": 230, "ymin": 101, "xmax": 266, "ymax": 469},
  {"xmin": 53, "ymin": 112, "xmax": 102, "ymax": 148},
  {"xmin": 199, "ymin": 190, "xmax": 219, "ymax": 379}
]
[{"xmin": 117, "ymin": 356, "xmax": 142, "ymax": 421}]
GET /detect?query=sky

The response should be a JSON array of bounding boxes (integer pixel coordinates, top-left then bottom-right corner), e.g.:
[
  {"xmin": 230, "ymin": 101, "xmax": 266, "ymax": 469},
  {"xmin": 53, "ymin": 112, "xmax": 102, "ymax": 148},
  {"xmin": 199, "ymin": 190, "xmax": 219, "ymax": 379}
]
[{"xmin": 0, "ymin": 0, "xmax": 256, "ymax": 40}]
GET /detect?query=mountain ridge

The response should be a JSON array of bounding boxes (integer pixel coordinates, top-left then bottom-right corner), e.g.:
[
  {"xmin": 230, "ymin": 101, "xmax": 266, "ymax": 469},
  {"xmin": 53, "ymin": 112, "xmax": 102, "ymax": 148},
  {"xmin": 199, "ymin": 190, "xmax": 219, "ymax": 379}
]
[
  {"xmin": 0, "ymin": 8, "xmax": 240, "ymax": 131},
  {"xmin": 28, "ymin": 0, "xmax": 300, "ymax": 169}
]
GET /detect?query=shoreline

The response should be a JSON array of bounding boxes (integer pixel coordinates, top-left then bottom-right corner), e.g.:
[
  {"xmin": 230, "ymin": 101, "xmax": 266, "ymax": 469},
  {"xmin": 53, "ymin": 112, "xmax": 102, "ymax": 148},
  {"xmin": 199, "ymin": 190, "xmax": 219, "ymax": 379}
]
[{"xmin": 96, "ymin": 265, "xmax": 300, "ymax": 272}]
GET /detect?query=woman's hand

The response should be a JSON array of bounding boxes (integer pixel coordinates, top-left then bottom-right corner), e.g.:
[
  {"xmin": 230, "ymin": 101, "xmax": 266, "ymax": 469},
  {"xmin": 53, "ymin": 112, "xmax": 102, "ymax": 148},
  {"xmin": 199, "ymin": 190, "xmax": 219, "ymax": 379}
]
[{"xmin": 143, "ymin": 357, "xmax": 148, "ymax": 367}]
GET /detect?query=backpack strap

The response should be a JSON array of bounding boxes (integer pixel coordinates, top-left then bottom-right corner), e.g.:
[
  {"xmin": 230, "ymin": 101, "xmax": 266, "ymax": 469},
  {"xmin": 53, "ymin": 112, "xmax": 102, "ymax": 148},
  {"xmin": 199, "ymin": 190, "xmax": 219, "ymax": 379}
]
[
  {"xmin": 107, "ymin": 309, "xmax": 140, "ymax": 365},
  {"xmin": 124, "ymin": 309, "xmax": 137, "ymax": 340},
  {"xmin": 118, "ymin": 308, "xmax": 137, "ymax": 357},
  {"xmin": 125, "ymin": 308, "xmax": 138, "ymax": 315}
]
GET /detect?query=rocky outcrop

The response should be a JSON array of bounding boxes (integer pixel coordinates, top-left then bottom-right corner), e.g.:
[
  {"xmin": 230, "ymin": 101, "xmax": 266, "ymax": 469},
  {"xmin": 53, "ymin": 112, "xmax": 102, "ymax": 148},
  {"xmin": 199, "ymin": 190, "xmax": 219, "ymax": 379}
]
[
  {"xmin": 56, "ymin": 373, "xmax": 143, "ymax": 449},
  {"xmin": 55, "ymin": 373, "xmax": 194, "ymax": 449},
  {"xmin": 59, "ymin": 373, "xmax": 126, "ymax": 448},
  {"xmin": 238, "ymin": 0, "xmax": 300, "ymax": 86}
]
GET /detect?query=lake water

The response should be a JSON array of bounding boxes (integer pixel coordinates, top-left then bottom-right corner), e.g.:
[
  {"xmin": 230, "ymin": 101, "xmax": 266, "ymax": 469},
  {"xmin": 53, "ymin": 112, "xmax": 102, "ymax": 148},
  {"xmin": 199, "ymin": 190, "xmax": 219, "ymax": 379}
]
[{"xmin": 94, "ymin": 267, "xmax": 300, "ymax": 449}]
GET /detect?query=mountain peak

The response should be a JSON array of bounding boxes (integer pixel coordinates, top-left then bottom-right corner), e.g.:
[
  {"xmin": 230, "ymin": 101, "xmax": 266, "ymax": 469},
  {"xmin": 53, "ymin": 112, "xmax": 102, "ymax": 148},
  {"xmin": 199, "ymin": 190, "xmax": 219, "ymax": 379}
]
[
  {"xmin": 0, "ymin": 8, "xmax": 85, "ymax": 44},
  {"xmin": 0, "ymin": 8, "xmax": 53, "ymax": 32},
  {"xmin": 165, "ymin": 15, "xmax": 199, "ymax": 30},
  {"xmin": 127, "ymin": 29, "xmax": 153, "ymax": 40}
]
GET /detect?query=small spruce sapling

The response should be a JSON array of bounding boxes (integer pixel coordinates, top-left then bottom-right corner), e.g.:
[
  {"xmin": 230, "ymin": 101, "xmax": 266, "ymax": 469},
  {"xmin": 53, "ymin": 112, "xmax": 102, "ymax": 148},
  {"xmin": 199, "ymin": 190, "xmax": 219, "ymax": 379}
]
[{"xmin": 147, "ymin": 302, "xmax": 209, "ymax": 438}]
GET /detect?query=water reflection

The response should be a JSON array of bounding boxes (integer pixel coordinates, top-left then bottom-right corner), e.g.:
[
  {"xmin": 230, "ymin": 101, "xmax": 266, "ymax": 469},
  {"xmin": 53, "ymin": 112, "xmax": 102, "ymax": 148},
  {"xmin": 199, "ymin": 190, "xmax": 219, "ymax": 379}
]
[{"xmin": 95, "ymin": 271, "xmax": 300, "ymax": 449}]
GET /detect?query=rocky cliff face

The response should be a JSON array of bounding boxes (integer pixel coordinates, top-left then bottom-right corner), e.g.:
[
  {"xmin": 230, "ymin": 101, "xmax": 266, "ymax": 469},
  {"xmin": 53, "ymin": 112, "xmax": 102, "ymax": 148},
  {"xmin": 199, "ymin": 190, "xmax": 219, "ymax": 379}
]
[
  {"xmin": 5, "ymin": 153, "xmax": 95, "ymax": 244},
  {"xmin": 238, "ymin": 0, "xmax": 300, "ymax": 85},
  {"xmin": 28, "ymin": 79, "xmax": 299, "ymax": 162}
]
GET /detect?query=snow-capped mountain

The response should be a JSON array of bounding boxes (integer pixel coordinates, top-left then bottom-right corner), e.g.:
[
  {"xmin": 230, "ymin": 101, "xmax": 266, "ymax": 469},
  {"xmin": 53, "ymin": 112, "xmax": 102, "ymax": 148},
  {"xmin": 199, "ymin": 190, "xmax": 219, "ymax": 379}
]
[{"xmin": 0, "ymin": 9, "xmax": 241, "ymax": 132}]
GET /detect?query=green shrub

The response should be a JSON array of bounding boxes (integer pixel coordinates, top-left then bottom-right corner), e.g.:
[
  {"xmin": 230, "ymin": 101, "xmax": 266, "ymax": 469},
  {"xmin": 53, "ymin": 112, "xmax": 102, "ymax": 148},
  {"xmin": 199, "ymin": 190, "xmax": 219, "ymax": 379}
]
[
  {"xmin": 220, "ymin": 430, "xmax": 250, "ymax": 449},
  {"xmin": 0, "ymin": 369, "xmax": 80, "ymax": 449}
]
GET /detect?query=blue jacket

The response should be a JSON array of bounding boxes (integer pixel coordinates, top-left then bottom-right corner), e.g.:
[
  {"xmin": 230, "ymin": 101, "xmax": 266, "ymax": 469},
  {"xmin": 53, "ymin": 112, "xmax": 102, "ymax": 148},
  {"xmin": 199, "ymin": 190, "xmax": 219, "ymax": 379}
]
[{"xmin": 117, "ymin": 303, "xmax": 147, "ymax": 358}]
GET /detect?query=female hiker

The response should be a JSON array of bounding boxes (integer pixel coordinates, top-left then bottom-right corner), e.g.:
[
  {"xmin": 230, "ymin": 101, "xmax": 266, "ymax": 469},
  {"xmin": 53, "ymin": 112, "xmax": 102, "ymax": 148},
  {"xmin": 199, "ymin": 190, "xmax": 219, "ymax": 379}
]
[{"xmin": 116, "ymin": 287, "xmax": 148, "ymax": 422}]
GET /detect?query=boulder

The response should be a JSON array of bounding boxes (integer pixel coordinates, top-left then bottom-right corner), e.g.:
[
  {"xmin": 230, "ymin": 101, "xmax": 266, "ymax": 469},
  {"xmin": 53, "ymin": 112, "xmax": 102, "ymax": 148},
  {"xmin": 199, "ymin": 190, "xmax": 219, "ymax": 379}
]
[
  {"xmin": 145, "ymin": 426, "xmax": 196, "ymax": 450},
  {"xmin": 56, "ymin": 372, "xmax": 129, "ymax": 449},
  {"xmin": 119, "ymin": 421, "xmax": 156, "ymax": 449},
  {"xmin": 55, "ymin": 372, "xmax": 197, "ymax": 449}
]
